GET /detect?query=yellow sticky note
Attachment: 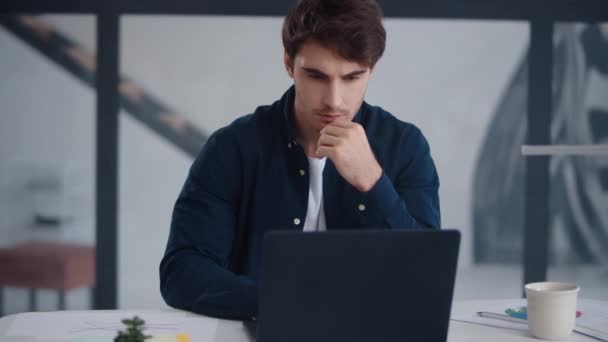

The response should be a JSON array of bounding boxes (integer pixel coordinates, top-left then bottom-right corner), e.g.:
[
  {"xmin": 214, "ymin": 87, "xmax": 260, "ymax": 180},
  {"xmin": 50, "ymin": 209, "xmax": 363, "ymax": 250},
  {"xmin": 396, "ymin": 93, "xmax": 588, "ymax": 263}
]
[
  {"xmin": 145, "ymin": 334, "xmax": 190, "ymax": 342},
  {"xmin": 176, "ymin": 334, "xmax": 190, "ymax": 342}
]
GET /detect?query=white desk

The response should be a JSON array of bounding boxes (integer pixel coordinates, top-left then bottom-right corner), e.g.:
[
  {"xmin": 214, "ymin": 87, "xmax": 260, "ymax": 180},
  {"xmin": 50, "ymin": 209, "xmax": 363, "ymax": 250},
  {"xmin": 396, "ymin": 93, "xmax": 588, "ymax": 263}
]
[{"xmin": 0, "ymin": 300, "xmax": 604, "ymax": 341}]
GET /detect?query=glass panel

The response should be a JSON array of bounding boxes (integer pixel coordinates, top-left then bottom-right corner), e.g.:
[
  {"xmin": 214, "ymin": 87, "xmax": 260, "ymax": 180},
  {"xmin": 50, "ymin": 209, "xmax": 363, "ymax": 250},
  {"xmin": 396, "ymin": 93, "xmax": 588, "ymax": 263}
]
[
  {"xmin": 0, "ymin": 14, "xmax": 96, "ymax": 315},
  {"xmin": 547, "ymin": 22, "xmax": 608, "ymax": 300}
]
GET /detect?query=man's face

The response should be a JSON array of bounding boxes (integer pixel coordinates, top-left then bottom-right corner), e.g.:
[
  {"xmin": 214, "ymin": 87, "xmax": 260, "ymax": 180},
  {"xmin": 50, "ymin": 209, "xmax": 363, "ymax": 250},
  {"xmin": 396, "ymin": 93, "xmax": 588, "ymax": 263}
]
[{"xmin": 285, "ymin": 39, "xmax": 373, "ymax": 137}]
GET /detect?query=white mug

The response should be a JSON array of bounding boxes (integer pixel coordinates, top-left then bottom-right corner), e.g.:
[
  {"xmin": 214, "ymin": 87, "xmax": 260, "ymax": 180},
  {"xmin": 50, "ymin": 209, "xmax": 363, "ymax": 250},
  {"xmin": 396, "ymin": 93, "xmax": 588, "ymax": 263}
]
[{"xmin": 525, "ymin": 282, "xmax": 580, "ymax": 340}]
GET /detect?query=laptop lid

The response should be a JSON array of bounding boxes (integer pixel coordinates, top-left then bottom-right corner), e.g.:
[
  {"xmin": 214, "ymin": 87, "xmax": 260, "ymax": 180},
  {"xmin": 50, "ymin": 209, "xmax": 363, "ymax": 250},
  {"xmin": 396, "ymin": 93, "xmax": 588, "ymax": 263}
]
[{"xmin": 256, "ymin": 229, "xmax": 460, "ymax": 342}]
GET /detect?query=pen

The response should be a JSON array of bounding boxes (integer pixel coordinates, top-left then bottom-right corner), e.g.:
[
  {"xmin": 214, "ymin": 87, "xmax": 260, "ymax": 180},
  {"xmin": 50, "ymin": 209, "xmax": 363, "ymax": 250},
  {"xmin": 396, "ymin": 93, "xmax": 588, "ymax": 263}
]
[{"xmin": 477, "ymin": 311, "xmax": 528, "ymax": 325}]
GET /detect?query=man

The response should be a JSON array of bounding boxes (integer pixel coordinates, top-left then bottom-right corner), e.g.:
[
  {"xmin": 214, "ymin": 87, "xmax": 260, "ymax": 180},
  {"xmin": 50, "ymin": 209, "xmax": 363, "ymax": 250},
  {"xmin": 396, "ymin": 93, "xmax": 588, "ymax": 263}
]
[{"xmin": 160, "ymin": 0, "xmax": 440, "ymax": 320}]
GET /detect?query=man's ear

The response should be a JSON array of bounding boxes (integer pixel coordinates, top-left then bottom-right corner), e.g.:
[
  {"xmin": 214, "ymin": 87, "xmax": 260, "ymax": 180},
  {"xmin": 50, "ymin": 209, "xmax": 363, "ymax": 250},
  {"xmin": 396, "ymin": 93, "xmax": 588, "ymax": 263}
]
[{"xmin": 284, "ymin": 50, "xmax": 294, "ymax": 78}]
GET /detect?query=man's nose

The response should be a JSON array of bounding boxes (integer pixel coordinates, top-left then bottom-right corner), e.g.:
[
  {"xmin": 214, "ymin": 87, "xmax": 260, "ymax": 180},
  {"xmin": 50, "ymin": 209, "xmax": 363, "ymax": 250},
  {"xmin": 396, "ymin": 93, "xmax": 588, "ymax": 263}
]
[{"xmin": 322, "ymin": 81, "xmax": 342, "ymax": 110}]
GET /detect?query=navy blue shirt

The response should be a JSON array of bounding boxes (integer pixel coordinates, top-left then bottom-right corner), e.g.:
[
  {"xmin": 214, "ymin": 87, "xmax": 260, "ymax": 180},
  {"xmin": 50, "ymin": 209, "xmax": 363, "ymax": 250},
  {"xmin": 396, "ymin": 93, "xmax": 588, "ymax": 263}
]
[{"xmin": 160, "ymin": 86, "xmax": 440, "ymax": 320}]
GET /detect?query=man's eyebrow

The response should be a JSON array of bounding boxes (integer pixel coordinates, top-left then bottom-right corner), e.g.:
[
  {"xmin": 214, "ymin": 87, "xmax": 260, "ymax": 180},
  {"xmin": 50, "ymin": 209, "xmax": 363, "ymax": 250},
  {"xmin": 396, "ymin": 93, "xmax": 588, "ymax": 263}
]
[
  {"xmin": 302, "ymin": 67, "xmax": 328, "ymax": 76},
  {"xmin": 344, "ymin": 69, "xmax": 368, "ymax": 77},
  {"xmin": 301, "ymin": 67, "xmax": 368, "ymax": 78}
]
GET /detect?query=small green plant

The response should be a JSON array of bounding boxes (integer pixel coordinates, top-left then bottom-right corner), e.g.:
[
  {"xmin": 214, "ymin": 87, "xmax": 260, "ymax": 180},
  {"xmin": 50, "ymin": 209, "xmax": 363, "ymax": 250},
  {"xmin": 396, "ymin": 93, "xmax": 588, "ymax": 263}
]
[{"xmin": 114, "ymin": 316, "xmax": 151, "ymax": 342}]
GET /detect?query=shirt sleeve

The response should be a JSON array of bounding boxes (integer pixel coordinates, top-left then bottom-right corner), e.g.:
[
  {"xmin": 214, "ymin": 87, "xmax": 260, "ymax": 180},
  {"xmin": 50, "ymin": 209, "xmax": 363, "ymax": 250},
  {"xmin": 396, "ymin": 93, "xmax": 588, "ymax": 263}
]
[
  {"xmin": 350, "ymin": 127, "xmax": 441, "ymax": 229},
  {"xmin": 159, "ymin": 129, "xmax": 257, "ymax": 320}
]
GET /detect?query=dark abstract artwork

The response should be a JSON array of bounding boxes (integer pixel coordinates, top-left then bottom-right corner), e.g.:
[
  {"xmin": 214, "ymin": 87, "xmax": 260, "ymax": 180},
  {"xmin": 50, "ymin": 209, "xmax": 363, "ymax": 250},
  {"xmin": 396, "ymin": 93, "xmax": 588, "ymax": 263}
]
[{"xmin": 474, "ymin": 24, "xmax": 608, "ymax": 264}]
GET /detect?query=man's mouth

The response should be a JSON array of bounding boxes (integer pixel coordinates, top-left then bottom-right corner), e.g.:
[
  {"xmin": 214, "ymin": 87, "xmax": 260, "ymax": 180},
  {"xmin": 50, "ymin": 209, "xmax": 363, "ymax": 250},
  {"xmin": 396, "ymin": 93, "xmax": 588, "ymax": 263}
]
[{"xmin": 317, "ymin": 113, "xmax": 345, "ymax": 123}]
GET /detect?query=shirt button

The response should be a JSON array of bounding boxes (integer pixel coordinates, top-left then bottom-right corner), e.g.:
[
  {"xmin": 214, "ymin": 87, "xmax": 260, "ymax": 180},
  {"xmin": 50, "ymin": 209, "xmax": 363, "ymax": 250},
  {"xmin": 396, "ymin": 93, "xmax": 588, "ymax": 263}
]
[
  {"xmin": 294, "ymin": 218, "xmax": 301, "ymax": 225},
  {"xmin": 299, "ymin": 169, "xmax": 306, "ymax": 176},
  {"xmin": 358, "ymin": 204, "xmax": 366, "ymax": 211}
]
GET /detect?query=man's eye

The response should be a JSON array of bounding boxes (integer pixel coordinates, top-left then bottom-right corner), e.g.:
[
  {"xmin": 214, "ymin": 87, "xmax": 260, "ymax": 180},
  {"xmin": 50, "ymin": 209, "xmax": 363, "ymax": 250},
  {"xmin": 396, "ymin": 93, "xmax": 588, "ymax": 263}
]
[
  {"xmin": 309, "ymin": 73, "xmax": 325, "ymax": 79},
  {"xmin": 344, "ymin": 76, "xmax": 359, "ymax": 81}
]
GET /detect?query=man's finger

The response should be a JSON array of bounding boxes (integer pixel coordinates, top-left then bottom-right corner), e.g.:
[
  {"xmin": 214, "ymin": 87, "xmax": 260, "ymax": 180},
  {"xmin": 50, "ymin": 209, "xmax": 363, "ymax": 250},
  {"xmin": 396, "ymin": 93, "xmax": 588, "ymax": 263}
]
[
  {"xmin": 325, "ymin": 117, "xmax": 353, "ymax": 128},
  {"xmin": 315, "ymin": 145, "xmax": 335, "ymax": 159},
  {"xmin": 318, "ymin": 133, "xmax": 341, "ymax": 147},
  {"xmin": 320, "ymin": 124, "xmax": 346, "ymax": 137}
]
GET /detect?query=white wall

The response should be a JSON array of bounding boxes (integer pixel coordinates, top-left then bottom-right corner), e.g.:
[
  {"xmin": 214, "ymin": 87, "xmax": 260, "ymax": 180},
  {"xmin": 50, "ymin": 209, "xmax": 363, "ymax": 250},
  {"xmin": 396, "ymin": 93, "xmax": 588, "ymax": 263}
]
[{"xmin": 0, "ymin": 15, "xmax": 527, "ymax": 313}]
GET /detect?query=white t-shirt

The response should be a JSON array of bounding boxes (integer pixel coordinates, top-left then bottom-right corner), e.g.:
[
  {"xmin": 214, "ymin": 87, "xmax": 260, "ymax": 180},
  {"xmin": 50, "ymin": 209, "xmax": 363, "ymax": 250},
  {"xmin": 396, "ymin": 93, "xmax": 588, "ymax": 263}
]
[{"xmin": 302, "ymin": 157, "xmax": 327, "ymax": 232}]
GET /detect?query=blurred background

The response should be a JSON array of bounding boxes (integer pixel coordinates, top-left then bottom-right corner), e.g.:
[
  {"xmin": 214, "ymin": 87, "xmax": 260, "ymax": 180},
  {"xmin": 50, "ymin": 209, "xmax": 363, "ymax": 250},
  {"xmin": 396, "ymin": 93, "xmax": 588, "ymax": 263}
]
[{"xmin": 0, "ymin": 12, "xmax": 606, "ymax": 315}]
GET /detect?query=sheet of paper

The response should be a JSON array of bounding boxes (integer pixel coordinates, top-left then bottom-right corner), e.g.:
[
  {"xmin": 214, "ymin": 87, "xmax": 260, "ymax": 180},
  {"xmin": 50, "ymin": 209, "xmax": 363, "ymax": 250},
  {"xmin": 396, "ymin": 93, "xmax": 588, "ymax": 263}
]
[
  {"xmin": 6, "ymin": 310, "xmax": 217, "ymax": 341},
  {"xmin": 451, "ymin": 299, "xmax": 608, "ymax": 341},
  {"xmin": 575, "ymin": 301, "xmax": 608, "ymax": 341},
  {"xmin": 69, "ymin": 334, "xmax": 189, "ymax": 342},
  {"xmin": 451, "ymin": 299, "xmax": 529, "ymax": 332},
  {"xmin": 69, "ymin": 337, "xmax": 113, "ymax": 342}
]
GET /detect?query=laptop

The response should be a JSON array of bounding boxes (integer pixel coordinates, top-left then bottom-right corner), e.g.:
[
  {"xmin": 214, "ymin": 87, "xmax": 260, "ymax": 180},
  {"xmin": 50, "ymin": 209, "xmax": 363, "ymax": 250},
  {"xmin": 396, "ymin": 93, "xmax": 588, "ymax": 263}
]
[{"xmin": 248, "ymin": 229, "xmax": 460, "ymax": 342}]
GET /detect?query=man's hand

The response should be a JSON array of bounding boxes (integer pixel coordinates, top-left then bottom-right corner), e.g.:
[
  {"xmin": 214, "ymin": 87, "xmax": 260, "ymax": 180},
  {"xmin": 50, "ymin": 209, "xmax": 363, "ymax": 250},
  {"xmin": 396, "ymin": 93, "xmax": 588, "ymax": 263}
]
[{"xmin": 316, "ymin": 118, "xmax": 382, "ymax": 192}]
